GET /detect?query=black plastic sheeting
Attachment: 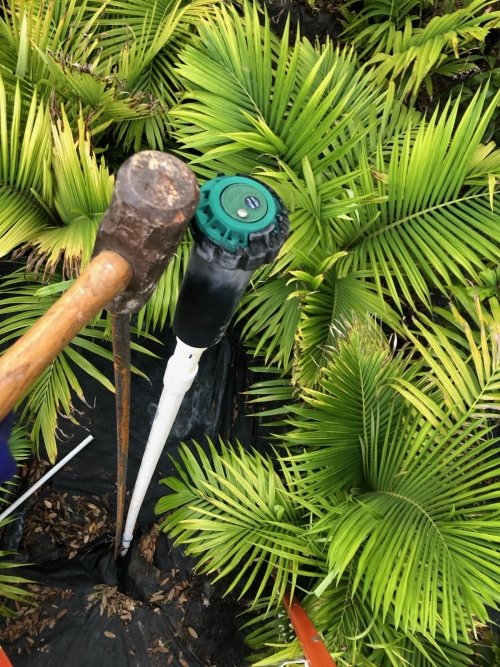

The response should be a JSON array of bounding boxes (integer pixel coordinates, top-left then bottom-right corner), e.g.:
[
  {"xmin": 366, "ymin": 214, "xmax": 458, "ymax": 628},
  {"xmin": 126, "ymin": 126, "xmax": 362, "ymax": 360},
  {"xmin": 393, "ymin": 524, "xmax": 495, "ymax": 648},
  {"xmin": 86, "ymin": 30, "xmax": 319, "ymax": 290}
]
[{"xmin": 0, "ymin": 325, "xmax": 274, "ymax": 667}]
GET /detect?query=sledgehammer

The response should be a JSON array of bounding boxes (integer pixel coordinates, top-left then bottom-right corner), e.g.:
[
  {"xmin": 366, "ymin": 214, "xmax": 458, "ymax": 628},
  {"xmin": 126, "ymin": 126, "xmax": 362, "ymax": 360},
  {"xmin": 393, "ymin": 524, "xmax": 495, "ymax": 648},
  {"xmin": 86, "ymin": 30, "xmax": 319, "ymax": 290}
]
[{"xmin": 0, "ymin": 152, "xmax": 199, "ymax": 557}]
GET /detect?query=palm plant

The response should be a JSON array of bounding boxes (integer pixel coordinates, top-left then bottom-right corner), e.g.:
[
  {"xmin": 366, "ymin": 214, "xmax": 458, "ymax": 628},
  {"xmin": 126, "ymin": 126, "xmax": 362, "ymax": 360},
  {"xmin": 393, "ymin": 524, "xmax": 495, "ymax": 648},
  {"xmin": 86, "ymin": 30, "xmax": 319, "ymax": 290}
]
[
  {"xmin": 0, "ymin": 541, "xmax": 34, "ymax": 618},
  {"xmin": 342, "ymin": 0, "xmax": 500, "ymax": 100},
  {"xmin": 170, "ymin": 2, "xmax": 500, "ymax": 392},
  {"xmin": 158, "ymin": 310, "xmax": 500, "ymax": 665},
  {"xmin": 1, "ymin": 0, "xmax": 500, "ymax": 661},
  {"xmin": 0, "ymin": 425, "xmax": 36, "ymax": 618}
]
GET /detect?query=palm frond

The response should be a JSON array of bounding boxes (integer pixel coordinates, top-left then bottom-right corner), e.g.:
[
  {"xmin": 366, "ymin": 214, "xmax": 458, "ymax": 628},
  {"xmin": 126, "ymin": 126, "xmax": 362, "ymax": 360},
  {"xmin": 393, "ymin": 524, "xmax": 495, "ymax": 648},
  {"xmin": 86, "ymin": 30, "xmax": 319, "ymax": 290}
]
[
  {"xmin": 85, "ymin": 0, "xmax": 215, "ymax": 150},
  {"xmin": 341, "ymin": 0, "xmax": 428, "ymax": 58},
  {"xmin": 323, "ymin": 404, "xmax": 500, "ymax": 641},
  {"xmin": 7, "ymin": 423, "xmax": 34, "ymax": 463},
  {"xmin": 29, "ymin": 107, "xmax": 114, "ymax": 276},
  {"xmin": 238, "ymin": 161, "xmax": 401, "ymax": 381},
  {"xmin": 246, "ymin": 579, "xmax": 473, "ymax": 667},
  {"xmin": 0, "ymin": 542, "xmax": 35, "ymax": 617},
  {"xmin": 342, "ymin": 86, "xmax": 500, "ymax": 311},
  {"xmin": 0, "ymin": 75, "xmax": 52, "ymax": 257},
  {"xmin": 282, "ymin": 317, "xmax": 412, "ymax": 491},
  {"xmin": 172, "ymin": 2, "xmax": 381, "ymax": 176},
  {"xmin": 136, "ymin": 236, "xmax": 191, "ymax": 333},
  {"xmin": 366, "ymin": 0, "xmax": 500, "ymax": 100},
  {"xmin": 393, "ymin": 298, "xmax": 500, "ymax": 424},
  {"xmin": 157, "ymin": 438, "xmax": 320, "ymax": 606},
  {"xmin": 294, "ymin": 269, "xmax": 402, "ymax": 388},
  {"xmin": 0, "ymin": 268, "xmax": 155, "ymax": 461}
]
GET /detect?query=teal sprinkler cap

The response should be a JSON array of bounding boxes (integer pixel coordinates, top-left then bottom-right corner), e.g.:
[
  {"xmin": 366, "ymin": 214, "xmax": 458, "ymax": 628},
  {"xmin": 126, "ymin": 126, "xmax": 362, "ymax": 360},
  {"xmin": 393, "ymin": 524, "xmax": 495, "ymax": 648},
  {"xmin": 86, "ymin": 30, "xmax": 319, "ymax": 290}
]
[{"xmin": 195, "ymin": 176, "xmax": 279, "ymax": 252}]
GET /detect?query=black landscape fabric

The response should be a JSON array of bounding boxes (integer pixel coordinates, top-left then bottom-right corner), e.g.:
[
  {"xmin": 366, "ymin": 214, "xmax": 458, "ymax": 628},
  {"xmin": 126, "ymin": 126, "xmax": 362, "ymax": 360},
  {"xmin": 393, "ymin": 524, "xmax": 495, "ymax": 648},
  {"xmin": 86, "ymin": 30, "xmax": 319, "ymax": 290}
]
[{"xmin": 0, "ymin": 326, "xmax": 273, "ymax": 667}]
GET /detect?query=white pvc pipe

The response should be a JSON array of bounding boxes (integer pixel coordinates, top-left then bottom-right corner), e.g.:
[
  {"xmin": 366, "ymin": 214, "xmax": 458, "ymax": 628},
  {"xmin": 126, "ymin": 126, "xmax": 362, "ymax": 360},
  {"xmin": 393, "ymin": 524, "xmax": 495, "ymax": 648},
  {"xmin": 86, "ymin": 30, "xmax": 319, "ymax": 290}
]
[
  {"xmin": 0, "ymin": 435, "xmax": 94, "ymax": 523},
  {"xmin": 120, "ymin": 338, "xmax": 206, "ymax": 556}
]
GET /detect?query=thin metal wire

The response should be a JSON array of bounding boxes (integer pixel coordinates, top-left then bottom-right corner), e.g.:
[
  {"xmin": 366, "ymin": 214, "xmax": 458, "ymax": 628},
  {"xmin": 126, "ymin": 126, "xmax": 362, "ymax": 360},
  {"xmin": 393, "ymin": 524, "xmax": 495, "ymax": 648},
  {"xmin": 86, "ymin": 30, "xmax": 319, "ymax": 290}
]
[{"xmin": 111, "ymin": 313, "xmax": 131, "ymax": 560}]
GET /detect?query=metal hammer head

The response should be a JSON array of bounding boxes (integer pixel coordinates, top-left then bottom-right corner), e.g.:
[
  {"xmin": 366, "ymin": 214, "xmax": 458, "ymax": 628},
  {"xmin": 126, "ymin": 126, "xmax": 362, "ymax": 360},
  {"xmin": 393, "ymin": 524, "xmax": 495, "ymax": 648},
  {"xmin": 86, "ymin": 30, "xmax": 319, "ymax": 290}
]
[{"xmin": 92, "ymin": 151, "xmax": 200, "ymax": 315}]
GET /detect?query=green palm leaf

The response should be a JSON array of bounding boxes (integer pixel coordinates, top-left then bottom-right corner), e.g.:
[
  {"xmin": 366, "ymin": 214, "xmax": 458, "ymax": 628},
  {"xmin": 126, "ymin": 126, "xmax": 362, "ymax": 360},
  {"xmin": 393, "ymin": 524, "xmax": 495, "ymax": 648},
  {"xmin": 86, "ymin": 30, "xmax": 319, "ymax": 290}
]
[
  {"xmin": 85, "ymin": 0, "xmax": 214, "ymax": 149},
  {"xmin": 282, "ymin": 317, "xmax": 412, "ymax": 491},
  {"xmin": 343, "ymin": 86, "xmax": 500, "ymax": 311},
  {"xmin": 29, "ymin": 107, "xmax": 114, "ymax": 276},
  {"xmin": 366, "ymin": 0, "xmax": 500, "ymax": 100},
  {"xmin": 394, "ymin": 299, "xmax": 500, "ymax": 425},
  {"xmin": 0, "ymin": 542, "xmax": 35, "ymax": 617},
  {"xmin": 157, "ymin": 439, "xmax": 319, "ymax": 606},
  {"xmin": 0, "ymin": 75, "xmax": 52, "ymax": 257},
  {"xmin": 172, "ymin": 2, "xmax": 380, "ymax": 177},
  {"xmin": 324, "ymin": 408, "xmax": 500, "ymax": 641},
  {"xmin": 0, "ymin": 268, "xmax": 155, "ymax": 461},
  {"xmin": 246, "ymin": 579, "xmax": 473, "ymax": 666}
]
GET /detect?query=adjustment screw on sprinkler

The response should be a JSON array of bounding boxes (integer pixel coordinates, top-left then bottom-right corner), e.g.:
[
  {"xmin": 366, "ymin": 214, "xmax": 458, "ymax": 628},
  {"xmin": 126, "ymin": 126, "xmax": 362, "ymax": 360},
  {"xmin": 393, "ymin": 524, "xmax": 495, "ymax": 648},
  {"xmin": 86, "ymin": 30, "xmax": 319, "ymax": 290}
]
[{"xmin": 244, "ymin": 195, "xmax": 261, "ymax": 209}]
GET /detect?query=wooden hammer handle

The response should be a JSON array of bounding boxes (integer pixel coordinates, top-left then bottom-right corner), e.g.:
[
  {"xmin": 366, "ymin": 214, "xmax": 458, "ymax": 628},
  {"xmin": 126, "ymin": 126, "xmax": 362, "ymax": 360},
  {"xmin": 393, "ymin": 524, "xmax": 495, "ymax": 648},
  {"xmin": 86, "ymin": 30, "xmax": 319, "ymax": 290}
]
[{"xmin": 0, "ymin": 250, "xmax": 132, "ymax": 422}]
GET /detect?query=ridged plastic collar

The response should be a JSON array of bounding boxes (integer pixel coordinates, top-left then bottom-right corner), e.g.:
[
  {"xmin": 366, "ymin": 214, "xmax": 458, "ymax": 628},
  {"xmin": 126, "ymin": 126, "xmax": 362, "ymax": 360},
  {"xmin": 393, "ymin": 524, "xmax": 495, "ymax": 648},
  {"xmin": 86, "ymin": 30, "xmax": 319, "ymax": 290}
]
[{"xmin": 195, "ymin": 176, "xmax": 279, "ymax": 252}]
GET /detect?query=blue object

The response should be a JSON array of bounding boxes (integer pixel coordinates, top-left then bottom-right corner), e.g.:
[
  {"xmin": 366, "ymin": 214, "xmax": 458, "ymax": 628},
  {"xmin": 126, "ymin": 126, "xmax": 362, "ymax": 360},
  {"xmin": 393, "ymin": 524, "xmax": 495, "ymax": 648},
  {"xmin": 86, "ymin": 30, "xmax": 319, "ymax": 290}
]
[{"xmin": 0, "ymin": 413, "xmax": 17, "ymax": 483}]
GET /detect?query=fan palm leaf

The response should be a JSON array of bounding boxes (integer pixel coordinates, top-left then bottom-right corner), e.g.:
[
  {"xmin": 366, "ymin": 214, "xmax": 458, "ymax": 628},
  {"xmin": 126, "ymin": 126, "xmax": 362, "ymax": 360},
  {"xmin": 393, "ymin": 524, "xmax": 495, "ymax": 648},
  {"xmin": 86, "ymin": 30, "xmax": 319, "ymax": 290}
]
[
  {"xmin": 322, "ymin": 409, "xmax": 500, "ymax": 641},
  {"xmin": 281, "ymin": 317, "xmax": 412, "ymax": 492},
  {"xmin": 172, "ymin": 3, "xmax": 381, "ymax": 177},
  {"xmin": 290, "ymin": 313, "xmax": 500, "ymax": 641}
]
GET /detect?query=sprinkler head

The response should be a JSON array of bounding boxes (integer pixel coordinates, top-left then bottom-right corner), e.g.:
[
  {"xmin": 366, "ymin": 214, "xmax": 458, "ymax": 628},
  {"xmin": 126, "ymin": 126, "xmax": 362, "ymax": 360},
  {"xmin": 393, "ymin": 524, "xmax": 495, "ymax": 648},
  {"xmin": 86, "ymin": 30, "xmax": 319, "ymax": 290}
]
[
  {"xmin": 191, "ymin": 175, "xmax": 288, "ymax": 271},
  {"xmin": 173, "ymin": 175, "xmax": 289, "ymax": 348}
]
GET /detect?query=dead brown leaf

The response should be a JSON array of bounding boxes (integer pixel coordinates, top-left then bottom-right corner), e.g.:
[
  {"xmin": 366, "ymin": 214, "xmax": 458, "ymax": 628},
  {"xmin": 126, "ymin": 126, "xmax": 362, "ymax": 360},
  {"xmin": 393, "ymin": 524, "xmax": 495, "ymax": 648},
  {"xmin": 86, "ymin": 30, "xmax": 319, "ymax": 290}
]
[{"xmin": 0, "ymin": 586, "xmax": 74, "ymax": 644}]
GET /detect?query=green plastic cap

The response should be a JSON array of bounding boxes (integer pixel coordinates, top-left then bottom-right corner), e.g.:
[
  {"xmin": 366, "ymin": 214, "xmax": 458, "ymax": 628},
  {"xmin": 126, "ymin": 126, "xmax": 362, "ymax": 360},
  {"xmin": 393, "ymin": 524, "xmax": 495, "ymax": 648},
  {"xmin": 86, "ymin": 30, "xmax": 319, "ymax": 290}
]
[{"xmin": 195, "ymin": 176, "xmax": 279, "ymax": 252}]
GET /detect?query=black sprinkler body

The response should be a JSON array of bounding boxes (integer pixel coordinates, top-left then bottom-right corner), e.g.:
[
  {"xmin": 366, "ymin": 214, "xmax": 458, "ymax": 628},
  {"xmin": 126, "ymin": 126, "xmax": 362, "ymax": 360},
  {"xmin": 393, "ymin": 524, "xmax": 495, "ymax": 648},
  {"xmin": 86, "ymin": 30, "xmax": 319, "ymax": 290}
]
[{"xmin": 173, "ymin": 175, "xmax": 289, "ymax": 348}]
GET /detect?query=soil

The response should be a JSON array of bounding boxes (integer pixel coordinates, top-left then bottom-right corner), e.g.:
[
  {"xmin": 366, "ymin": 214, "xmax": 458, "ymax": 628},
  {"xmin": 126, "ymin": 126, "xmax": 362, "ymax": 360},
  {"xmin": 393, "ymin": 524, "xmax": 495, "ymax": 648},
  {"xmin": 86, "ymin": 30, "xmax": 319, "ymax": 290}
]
[
  {"xmin": 264, "ymin": 0, "xmax": 343, "ymax": 41},
  {"xmin": 21, "ymin": 492, "xmax": 114, "ymax": 561}
]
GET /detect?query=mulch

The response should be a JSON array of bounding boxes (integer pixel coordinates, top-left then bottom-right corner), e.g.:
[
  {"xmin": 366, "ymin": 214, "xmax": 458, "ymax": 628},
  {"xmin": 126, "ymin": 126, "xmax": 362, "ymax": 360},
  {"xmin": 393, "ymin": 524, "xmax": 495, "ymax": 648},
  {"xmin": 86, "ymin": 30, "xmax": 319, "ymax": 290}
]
[{"xmin": 21, "ymin": 492, "xmax": 114, "ymax": 560}]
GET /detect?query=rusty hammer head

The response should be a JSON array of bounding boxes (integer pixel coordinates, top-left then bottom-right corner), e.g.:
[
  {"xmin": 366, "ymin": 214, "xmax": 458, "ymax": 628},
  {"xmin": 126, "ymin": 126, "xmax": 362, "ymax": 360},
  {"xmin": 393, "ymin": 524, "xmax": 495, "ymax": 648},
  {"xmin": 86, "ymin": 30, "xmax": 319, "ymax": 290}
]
[{"xmin": 92, "ymin": 151, "xmax": 200, "ymax": 315}]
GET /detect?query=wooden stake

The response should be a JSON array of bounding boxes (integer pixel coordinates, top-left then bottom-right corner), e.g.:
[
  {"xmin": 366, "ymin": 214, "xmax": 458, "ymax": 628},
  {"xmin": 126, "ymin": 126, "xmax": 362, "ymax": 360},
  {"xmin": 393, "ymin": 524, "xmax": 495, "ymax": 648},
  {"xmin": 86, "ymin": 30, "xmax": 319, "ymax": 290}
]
[{"xmin": 111, "ymin": 314, "xmax": 131, "ymax": 560}]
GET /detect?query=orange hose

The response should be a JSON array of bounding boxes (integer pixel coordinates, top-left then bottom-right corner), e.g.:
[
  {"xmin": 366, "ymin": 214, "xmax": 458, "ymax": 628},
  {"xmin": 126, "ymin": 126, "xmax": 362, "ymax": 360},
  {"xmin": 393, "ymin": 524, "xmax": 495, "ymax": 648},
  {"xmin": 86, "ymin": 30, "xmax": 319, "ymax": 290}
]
[
  {"xmin": 282, "ymin": 590, "xmax": 336, "ymax": 667},
  {"xmin": 0, "ymin": 647, "xmax": 13, "ymax": 667}
]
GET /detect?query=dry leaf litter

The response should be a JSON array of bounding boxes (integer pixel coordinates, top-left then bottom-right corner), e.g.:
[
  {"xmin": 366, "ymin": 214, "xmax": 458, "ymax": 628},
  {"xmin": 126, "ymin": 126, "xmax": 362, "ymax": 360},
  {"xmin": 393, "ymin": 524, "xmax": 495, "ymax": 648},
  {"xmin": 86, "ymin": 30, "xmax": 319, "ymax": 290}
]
[
  {"xmin": 0, "ymin": 585, "xmax": 73, "ymax": 654},
  {"xmin": 22, "ymin": 492, "xmax": 114, "ymax": 558},
  {"xmin": 86, "ymin": 584, "xmax": 142, "ymax": 623}
]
